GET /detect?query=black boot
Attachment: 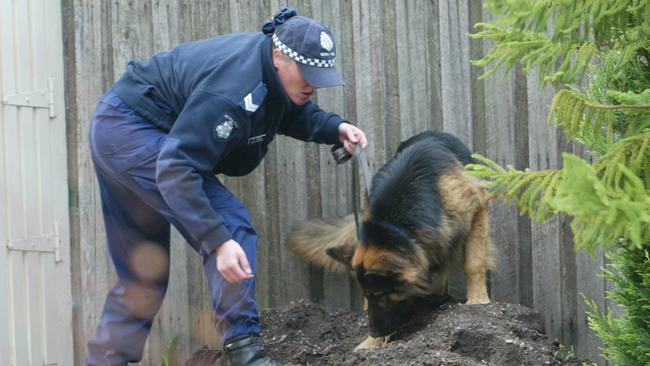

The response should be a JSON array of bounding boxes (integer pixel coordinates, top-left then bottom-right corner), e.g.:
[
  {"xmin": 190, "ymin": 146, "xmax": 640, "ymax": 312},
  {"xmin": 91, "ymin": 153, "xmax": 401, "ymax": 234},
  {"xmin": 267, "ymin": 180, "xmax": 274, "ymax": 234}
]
[{"xmin": 223, "ymin": 334, "xmax": 283, "ymax": 366}]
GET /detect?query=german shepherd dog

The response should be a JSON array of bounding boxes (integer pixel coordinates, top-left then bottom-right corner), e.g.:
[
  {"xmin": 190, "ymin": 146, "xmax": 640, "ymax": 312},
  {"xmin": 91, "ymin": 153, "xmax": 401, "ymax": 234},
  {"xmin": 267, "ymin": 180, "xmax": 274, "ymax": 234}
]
[{"xmin": 288, "ymin": 131, "xmax": 495, "ymax": 350}]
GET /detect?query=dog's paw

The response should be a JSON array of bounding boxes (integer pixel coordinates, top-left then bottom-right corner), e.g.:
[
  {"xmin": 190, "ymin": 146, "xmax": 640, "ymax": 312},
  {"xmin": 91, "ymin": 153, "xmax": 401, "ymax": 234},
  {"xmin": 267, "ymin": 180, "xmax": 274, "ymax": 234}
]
[
  {"xmin": 466, "ymin": 297, "xmax": 491, "ymax": 305},
  {"xmin": 353, "ymin": 335, "xmax": 388, "ymax": 351}
]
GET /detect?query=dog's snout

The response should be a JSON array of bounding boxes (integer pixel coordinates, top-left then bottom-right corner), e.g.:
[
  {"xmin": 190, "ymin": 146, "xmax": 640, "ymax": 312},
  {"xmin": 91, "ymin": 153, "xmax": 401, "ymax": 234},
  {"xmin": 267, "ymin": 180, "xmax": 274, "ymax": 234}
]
[{"xmin": 367, "ymin": 297, "xmax": 412, "ymax": 337}]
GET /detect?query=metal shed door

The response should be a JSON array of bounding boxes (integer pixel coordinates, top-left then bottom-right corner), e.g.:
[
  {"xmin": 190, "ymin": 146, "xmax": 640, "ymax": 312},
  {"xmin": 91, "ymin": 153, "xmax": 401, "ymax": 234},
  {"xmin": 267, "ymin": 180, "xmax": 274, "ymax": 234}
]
[{"xmin": 0, "ymin": 0, "xmax": 74, "ymax": 365}]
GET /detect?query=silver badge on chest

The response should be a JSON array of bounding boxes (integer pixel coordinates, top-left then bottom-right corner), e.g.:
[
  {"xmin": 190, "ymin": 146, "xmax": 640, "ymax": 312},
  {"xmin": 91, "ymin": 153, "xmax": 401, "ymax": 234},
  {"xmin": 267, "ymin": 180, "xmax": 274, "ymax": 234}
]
[{"xmin": 215, "ymin": 115, "xmax": 237, "ymax": 140}]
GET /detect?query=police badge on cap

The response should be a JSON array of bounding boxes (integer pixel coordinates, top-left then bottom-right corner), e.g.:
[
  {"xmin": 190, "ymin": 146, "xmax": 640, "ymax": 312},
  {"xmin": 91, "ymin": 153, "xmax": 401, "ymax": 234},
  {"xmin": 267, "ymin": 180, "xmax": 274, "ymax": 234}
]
[
  {"xmin": 320, "ymin": 32, "xmax": 333, "ymax": 53},
  {"xmin": 266, "ymin": 10, "xmax": 344, "ymax": 88}
]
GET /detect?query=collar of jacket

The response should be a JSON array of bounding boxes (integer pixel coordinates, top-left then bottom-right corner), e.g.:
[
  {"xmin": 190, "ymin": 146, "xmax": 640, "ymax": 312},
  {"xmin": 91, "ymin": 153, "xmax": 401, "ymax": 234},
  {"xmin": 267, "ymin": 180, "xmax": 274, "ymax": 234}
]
[{"xmin": 261, "ymin": 36, "xmax": 293, "ymax": 106}]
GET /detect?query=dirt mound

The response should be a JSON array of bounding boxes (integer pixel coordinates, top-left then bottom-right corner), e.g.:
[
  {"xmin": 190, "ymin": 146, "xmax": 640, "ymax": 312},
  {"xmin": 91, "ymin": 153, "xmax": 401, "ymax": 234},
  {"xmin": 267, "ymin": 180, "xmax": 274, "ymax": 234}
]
[{"xmin": 185, "ymin": 299, "xmax": 586, "ymax": 366}]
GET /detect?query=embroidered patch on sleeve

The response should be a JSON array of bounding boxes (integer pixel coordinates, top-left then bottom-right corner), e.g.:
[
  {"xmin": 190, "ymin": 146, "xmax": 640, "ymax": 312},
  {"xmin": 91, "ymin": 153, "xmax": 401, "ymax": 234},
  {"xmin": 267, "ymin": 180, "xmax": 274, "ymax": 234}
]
[
  {"xmin": 239, "ymin": 82, "xmax": 268, "ymax": 116},
  {"xmin": 213, "ymin": 114, "xmax": 239, "ymax": 142}
]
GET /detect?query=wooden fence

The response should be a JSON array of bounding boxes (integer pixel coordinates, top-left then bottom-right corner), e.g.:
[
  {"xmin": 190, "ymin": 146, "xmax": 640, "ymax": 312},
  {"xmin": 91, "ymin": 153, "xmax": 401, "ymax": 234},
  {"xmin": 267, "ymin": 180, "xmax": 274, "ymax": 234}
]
[{"xmin": 63, "ymin": 0, "xmax": 611, "ymax": 364}]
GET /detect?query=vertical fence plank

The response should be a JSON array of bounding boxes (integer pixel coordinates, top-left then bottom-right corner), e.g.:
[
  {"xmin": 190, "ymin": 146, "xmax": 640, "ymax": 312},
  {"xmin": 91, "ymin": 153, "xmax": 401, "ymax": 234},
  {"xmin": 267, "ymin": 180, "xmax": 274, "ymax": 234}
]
[
  {"xmin": 395, "ymin": 0, "xmax": 442, "ymax": 142},
  {"xmin": 340, "ymin": 0, "xmax": 365, "ymax": 311},
  {"xmin": 572, "ymin": 144, "xmax": 606, "ymax": 365},
  {"xmin": 559, "ymin": 168, "xmax": 578, "ymax": 349},
  {"xmin": 528, "ymin": 73, "xmax": 564, "ymax": 341},
  {"xmin": 262, "ymin": 145, "xmax": 283, "ymax": 308},
  {"xmin": 275, "ymin": 138, "xmax": 312, "ymax": 301},
  {"xmin": 513, "ymin": 67, "xmax": 534, "ymax": 307},
  {"xmin": 146, "ymin": 1, "xmax": 196, "ymax": 362},
  {"xmin": 483, "ymin": 65, "xmax": 522, "ymax": 304},
  {"xmin": 111, "ymin": 0, "xmax": 153, "ymax": 79},
  {"xmin": 352, "ymin": 0, "xmax": 388, "ymax": 174},
  {"xmin": 380, "ymin": 0, "xmax": 401, "ymax": 156},
  {"xmin": 232, "ymin": 0, "xmax": 273, "ymax": 313},
  {"xmin": 70, "ymin": 1, "xmax": 119, "ymax": 365},
  {"xmin": 605, "ymin": 255, "xmax": 626, "ymax": 366},
  {"xmin": 468, "ymin": 0, "xmax": 485, "ymax": 155},
  {"xmin": 438, "ymin": 0, "xmax": 472, "ymax": 144},
  {"xmin": 200, "ymin": 2, "xmax": 236, "ymax": 348},
  {"xmin": 271, "ymin": 0, "xmax": 314, "ymax": 303},
  {"xmin": 438, "ymin": 0, "xmax": 474, "ymax": 298},
  {"xmin": 308, "ymin": 0, "xmax": 358, "ymax": 312},
  {"xmin": 478, "ymin": 8, "xmax": 532, "ymax": 305},
  {"xmin": 576, "ymin": 248, "xmax": 607, "ymax": 365}
]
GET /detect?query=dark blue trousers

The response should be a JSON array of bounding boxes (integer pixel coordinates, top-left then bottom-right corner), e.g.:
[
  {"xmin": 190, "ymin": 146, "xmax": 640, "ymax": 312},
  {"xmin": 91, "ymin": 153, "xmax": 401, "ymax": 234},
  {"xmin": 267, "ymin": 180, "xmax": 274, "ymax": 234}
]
[{"xmin": 87, "ymin": 91, "xmax": 260, "ymax": 365}]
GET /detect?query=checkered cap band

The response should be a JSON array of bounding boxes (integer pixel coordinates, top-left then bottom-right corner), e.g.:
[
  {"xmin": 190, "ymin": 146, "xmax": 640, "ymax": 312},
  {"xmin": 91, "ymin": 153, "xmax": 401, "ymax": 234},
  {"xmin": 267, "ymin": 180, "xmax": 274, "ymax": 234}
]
[{"xmin": 272, "ymin": 34, "xmax": 335, "ymax": 68}]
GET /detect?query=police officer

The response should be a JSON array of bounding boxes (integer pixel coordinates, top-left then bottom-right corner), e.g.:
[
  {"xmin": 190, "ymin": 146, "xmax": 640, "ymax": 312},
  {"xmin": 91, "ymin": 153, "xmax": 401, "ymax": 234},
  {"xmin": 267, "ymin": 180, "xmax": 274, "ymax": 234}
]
[{"xmin": 87, "ymin": 7, "xmax": 367, "ymax": 366}]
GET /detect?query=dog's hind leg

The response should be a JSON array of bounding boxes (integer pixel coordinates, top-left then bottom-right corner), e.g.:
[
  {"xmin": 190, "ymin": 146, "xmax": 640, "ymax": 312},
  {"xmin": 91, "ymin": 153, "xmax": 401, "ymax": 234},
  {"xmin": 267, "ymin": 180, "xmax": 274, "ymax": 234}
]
[{"xmin": 464, "ymin": 206, "xmax": 495, "ymax": 304}]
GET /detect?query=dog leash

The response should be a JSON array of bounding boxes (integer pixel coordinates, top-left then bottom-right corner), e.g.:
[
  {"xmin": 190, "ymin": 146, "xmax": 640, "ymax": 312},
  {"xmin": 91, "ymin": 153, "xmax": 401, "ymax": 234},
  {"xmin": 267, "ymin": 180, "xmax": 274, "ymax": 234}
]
[
  {"xmin": 352, "ymin": 145, "xmax": 372, "ymax": 237},
  {"xmin": 331, "ymin": 143, "xmax": 372, "ymax": 237},
  {"xmin": 355, "ymin": 144, "xmax": 372, "ymax": 194}
]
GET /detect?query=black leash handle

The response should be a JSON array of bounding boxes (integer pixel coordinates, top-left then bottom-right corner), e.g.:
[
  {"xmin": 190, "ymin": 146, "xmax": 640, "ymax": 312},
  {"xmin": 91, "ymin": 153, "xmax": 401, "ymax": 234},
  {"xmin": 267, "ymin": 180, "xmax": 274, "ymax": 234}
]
[
  {"xmin": 330, "ymin": 143, "xmax": 371, "ymax": 193},
  {"xmin": 330, "ymin": 143, "xmax": 352, "ymax": 164}
]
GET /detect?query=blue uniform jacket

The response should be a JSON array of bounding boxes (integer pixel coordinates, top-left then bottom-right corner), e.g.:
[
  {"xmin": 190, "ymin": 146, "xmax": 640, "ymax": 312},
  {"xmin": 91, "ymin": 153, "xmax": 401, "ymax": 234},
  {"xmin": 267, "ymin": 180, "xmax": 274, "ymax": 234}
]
[{"xmin": 111, "ymin": 32, "xmax": 344, "ymax": 255}]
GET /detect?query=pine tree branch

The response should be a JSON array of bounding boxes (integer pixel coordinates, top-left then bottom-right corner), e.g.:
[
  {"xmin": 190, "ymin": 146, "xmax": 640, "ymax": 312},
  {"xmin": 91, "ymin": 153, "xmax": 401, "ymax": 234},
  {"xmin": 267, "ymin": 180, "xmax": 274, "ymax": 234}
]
[{"xmin": 582, "ymin": 103, "xmax": 650, "ymax": 110}]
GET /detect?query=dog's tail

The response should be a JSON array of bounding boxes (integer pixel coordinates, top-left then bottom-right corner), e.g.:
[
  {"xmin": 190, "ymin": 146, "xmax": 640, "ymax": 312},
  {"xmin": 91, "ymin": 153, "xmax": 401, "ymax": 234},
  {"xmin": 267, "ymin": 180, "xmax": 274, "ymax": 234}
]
[{"xmin": 287, "ymin": 215, "xmax": 357, "ymax": 273}]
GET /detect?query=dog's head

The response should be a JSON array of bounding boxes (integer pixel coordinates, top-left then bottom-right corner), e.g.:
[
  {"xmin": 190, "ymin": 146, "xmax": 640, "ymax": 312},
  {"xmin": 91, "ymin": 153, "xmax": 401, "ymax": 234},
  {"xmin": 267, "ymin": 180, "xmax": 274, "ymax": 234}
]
[{"xmin": 326, "ymin": 220, "xmax": 432, "ymax": 337}]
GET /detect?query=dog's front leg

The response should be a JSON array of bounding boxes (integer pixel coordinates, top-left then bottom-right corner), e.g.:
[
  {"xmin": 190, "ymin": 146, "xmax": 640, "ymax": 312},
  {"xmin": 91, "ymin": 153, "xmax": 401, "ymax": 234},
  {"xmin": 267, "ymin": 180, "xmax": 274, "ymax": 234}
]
[
  {"xmin": 354, "ymin": 335, "xmax": 389, "ymax": 351},
  {"xmin": 355, "ymin": 299, "xmax": 389, "ymax": 350}
]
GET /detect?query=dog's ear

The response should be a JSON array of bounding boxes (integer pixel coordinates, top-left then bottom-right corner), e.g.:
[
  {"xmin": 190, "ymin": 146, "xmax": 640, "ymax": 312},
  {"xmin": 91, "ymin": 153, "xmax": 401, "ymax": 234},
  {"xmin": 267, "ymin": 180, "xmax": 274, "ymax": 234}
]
[{"xmin": 326, "ymin": 242, "xmax": 357, "ymax": 268}]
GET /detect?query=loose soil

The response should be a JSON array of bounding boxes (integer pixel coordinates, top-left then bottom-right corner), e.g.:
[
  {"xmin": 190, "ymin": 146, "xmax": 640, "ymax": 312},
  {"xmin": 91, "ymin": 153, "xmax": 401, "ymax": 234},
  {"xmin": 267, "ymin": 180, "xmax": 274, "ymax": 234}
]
[{"xmin": 185, "ymin": 299, "xmax": 588, "ymax": 366}]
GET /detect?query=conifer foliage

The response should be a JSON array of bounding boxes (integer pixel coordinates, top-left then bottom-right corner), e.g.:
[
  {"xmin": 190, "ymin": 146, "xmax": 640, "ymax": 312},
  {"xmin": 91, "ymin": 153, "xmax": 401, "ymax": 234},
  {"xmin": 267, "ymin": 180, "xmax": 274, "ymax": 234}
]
[{"xmin": 469, "ymin": 1, "xmax": 650, "ymax": 364}]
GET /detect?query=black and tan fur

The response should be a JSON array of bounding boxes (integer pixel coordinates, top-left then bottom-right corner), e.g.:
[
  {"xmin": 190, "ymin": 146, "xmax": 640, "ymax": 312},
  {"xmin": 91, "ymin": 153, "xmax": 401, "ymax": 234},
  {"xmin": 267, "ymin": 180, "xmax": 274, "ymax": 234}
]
[{"xmin": 288, "ymin": 131, "xmax": 496, "ymax": 350}]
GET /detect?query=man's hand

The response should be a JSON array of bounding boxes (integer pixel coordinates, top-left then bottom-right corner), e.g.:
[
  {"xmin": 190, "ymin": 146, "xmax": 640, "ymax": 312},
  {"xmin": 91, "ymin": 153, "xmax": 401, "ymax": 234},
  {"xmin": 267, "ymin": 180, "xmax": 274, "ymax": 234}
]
[
  {"xmin": 338, "ymin": 122, "xmax": 368, "ymax": 155},
  {"xmin": 216, "ymin": 239, "xmax": 254, "ymax": 283}
]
